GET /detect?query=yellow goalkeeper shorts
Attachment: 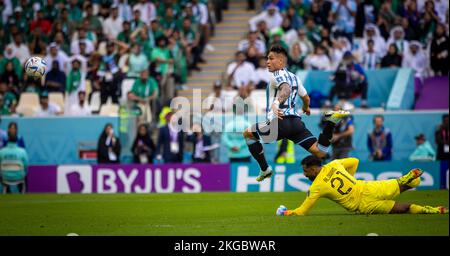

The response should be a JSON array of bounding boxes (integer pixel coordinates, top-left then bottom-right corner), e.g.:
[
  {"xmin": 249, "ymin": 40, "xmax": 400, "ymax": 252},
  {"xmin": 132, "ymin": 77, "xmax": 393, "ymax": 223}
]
[{"xmin": 358, "ymin": 179, "xmax": 400, "ymax": 214}]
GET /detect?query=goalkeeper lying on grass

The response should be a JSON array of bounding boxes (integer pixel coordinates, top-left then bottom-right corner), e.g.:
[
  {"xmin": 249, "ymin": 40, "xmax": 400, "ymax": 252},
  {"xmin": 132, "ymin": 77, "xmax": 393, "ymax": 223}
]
[{"xmin": 277, "ymin": 156, "xmax": 448, "ymax": 216}]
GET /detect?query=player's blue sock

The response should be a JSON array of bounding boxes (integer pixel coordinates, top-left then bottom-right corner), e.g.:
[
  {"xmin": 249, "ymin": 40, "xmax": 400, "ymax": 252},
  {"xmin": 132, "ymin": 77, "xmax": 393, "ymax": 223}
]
[{"xmin": 246, "ymin": 138, "xmax": 269, "ymax": 171}]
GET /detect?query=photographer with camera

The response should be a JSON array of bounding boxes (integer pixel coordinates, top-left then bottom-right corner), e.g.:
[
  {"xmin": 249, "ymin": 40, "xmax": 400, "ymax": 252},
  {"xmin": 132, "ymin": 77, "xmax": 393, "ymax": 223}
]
[{"xmin": 324, "ymin": 51, "xmax": 368, "ymax": 109}]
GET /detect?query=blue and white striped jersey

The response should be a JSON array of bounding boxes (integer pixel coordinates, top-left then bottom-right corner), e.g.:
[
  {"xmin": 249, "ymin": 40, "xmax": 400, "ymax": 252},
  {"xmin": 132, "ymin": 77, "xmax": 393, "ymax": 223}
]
[{"xmin": 267, "ymin": 68, "xmax": 307, "ymax": 119}]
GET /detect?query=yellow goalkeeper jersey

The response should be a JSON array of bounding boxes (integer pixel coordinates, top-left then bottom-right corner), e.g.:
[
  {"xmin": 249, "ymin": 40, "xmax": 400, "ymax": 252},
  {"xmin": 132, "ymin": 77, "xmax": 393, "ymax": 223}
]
[{"xmin": 286, "ymin": 158, "xmax": 365, "ymax": 215}]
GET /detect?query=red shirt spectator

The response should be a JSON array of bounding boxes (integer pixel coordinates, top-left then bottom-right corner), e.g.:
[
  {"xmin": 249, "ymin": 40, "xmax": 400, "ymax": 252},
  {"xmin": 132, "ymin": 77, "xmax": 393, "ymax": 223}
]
[{"xmin": 30, "ymin": 10, "xmax": 52, "ymax": 35}]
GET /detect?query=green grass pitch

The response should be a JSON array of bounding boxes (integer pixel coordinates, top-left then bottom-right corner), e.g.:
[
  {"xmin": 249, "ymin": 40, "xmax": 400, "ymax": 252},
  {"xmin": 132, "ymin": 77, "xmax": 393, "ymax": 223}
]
[{"xmin": 0, "ymin": 190, "xmax": 448, "ymax": 236}]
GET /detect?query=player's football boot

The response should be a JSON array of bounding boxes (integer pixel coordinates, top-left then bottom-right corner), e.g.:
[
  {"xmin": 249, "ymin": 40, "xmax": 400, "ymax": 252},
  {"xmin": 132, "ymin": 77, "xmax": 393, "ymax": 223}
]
[
  {"xmin": 397, "ymin": 168, "xmax": 423, "ymax": 186},
  {"xmin": 407, "ymin": 177, "xmax": 421, "ymax": 188},
  {"xmin": 256, "ymin": 167, "xmax": 273, "ymax": 182},
  {"xmin": 323, "ymin": 110, "xmax": 351, "ymax": 124},
  {"xmin": 421, "ymin": 205, "xmax": 447, "ymax": 214}
]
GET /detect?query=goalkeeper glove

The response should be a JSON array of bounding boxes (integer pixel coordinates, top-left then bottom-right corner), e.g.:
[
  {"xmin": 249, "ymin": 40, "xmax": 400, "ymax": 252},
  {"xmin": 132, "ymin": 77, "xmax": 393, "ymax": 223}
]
[{"xmin": 276, "ymin": 205, "xmax": 287, "ymax": 216}]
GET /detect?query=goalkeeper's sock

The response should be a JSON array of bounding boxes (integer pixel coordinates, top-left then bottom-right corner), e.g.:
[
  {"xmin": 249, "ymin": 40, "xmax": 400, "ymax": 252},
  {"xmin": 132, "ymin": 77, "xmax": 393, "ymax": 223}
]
[
  {"xmin": 408, "ymin": 204, "xmax": 441, "ymax": 214},
  {"xmin": 246, "ymin": 138, "xmax": 269, "ymax": 172},
  {"xmin": 317, "ymin": 121, "xmax": 335, "ymax": 153}
]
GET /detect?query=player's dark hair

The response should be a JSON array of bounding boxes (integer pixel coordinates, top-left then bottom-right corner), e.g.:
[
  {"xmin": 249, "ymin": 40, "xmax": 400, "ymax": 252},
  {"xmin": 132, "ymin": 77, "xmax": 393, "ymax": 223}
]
[
  {"xmin": 301, "ymin": 155, "xmax": 323, "ymax": 167},
  {"xmin": 269, "ymin": 44, "xmax": 288, "ymax": 58}
]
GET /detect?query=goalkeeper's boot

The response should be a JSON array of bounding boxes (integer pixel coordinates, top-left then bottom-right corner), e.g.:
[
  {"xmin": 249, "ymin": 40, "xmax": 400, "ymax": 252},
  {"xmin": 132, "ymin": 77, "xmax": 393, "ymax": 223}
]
[
  {"xmin": 323, "ymin": 110, "xmax": 351, "ymax": 124},
  {"xmin": 438, "ymin": 206, "xmax": 449, "ymax": 214},
  {"xmin": 421, "ymin": 206, "xmax": 448, "ymax": 214},
  {"xmin": 397, "ymin": 168, "xmax": 423, "ymax": 186},
  {"xmin": 407, "ymin": 177, "xmax": 421, "ymax": 188},
  {"xmin": 256, "ymin": 166, "xmax": 273, "ymax": 182}
]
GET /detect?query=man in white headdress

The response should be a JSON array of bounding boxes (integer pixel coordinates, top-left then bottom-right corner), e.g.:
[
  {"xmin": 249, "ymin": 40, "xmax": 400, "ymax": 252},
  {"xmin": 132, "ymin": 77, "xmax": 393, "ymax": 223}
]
[
  {"xmin": 359, "ymin": 24, "xmax": 387, "ymax": 57},
  {"xmin": 402, "ymin": 41, "xmax": 427, "ymax": 81},
  {"xmin": 6, "ymin": 33, "xmax": 30, "ymax": 65},
  {"xmin": 248, "ymin": 4, "xmax": 283, "ymax": 32},
  {"xmin": 44, "ymin": 42, "xmax": 70, "ymax": 74},
  {"xmin": 386, "ymin": 26, "xmax": 410, "ymax": 57}
]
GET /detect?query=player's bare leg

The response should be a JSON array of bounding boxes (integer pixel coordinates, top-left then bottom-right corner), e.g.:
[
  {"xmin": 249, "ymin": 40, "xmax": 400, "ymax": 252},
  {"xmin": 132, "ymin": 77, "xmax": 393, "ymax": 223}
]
[
  {"xmin": 307, "ymin": 110, "xmax": 351, "ymax": 158},
  {"xmin": 243, "ymin": 128, "xmax": 273, "ymax": 182}
]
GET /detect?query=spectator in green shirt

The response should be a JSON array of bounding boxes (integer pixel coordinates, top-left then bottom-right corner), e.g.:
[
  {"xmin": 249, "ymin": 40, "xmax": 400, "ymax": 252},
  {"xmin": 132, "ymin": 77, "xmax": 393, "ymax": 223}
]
[
  {"xmin": 43, "ymin": 0, "xmax": 59, "ymax": 22},
  {"xmin": 157, "ymin": 0, "xmax": 182, "ymax": 18},
  {"xmin": 57, "ymin": 8, "xmax": 76, "ymax": 40},
  {"xmin": 130, "ymin": 26, "xmax": 153, "ymax": 60},
  {"xmin": 0, "ymin": 133, "xmax": 28, "ymax": 194},
  {"xmin": 0, "ymin": 46, "xmax": 22, "ymax": 78},
  {"xmin": 151, "ymin": 36, "xmax": 175, "ymax": 105},
  {"xmin": 126, "ymin": 43, "xmax": 149, "ymax": 78},
  {"xmin": 83, "ymin": 3, "xmax": 103, "ymax": 35},
  {"xmin": 67, "ymin": 0, "xmax": 83, "ymax": 24},
  {"xmin": 130, "ymin": 9, "xmax": 145, "ymax": 31},
  {"xmin": 221, "ymin": 112, "xmax": 252, "ymax": 163},
  {"xmin": 127, "ymin": 70, "xmax": 158, "ymax": 125},
  {"xmin": 0, "ymin": 61, "xmax": 21, "ymax": 97},
  {"xmin": 169, "ymin": 29, "xmax": 188, "ymax": 86},
  {"xmin": 66, "ymin": 59, "xmax": 84, "ymax": 108},
  {"xmin": 0, "ymin": 82, "xmax": 17, "ymax": 116},
  {"xmin": 160, "ymin": 7, "xmax": 178, "ymax": 36},
  {"xmin": 9, "ymin": 7, "xmax": 29, "ymax": 35},
  {"xmin": 180, "ymin": 17, "xmax": 202, "ymax": 72},
  {"xmin": 117, "ymin": 21, "xmax": 132, "ymax": 44}
]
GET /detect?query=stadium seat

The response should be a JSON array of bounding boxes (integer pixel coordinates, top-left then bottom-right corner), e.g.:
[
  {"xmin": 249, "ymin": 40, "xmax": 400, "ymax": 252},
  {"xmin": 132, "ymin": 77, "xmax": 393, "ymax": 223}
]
[
  {"xmin": 90, "ymin": 91, "xmax": 101, "ymax": 113},
  {"xmin": 16, "ymin": 92, "xmax": 40, "ymax": 117},
  {"xmin": 49, "ymin": 92, "xmax": 65, "ymax": 111},
  {"xmin": 99, "ymin": 103, "xmax": 119, "ymax": 116},
  {"xmin": 120, "ymin": 78, "xmax": 135, "ymax": 104}
]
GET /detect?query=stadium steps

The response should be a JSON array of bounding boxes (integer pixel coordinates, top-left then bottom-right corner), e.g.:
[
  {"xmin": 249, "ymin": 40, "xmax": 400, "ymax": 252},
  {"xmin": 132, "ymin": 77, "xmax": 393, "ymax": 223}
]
[{"xmin": 179, "ymin": 0, "xmax": 256, "ymax": 105}]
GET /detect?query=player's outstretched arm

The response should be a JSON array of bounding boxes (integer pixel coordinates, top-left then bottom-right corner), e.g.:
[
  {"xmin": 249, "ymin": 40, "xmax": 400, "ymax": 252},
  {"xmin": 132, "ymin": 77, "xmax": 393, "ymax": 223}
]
[
  {"xmin": 337, "ymin": 158, "xmax": 359, "ymax": 176},
  {"xmin": 277, "ymin": 197, "xmax": 318, "ymax": 216}
]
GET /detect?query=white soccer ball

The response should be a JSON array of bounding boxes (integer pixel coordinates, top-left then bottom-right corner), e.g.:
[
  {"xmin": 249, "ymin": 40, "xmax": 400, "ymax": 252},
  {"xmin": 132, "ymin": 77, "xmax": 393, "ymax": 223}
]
[{"xmin": 25, "ymin": 56, "xmax": 47, "ymax": 78}]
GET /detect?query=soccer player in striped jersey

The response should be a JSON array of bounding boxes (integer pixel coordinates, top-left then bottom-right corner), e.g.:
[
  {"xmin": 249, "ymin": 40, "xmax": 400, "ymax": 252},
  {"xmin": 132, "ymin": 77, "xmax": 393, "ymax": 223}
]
[{"xmin": 243, "ymin": 45, "xmax": 350, "ymax": 182}]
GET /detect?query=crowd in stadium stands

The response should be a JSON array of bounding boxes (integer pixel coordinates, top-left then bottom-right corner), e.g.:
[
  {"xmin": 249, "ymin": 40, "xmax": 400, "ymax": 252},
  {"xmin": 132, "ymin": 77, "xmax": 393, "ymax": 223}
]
[
  {"xmin": 227, "ymin": 0, "xmax": 449, "ymax": 109},
  {"xmin": 0, "ymin": 0, "xmax": 221, "ymax": 118},
  {"xmin": 0, "ymin": 0, "xmax": 447, "ymax": 117}
]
